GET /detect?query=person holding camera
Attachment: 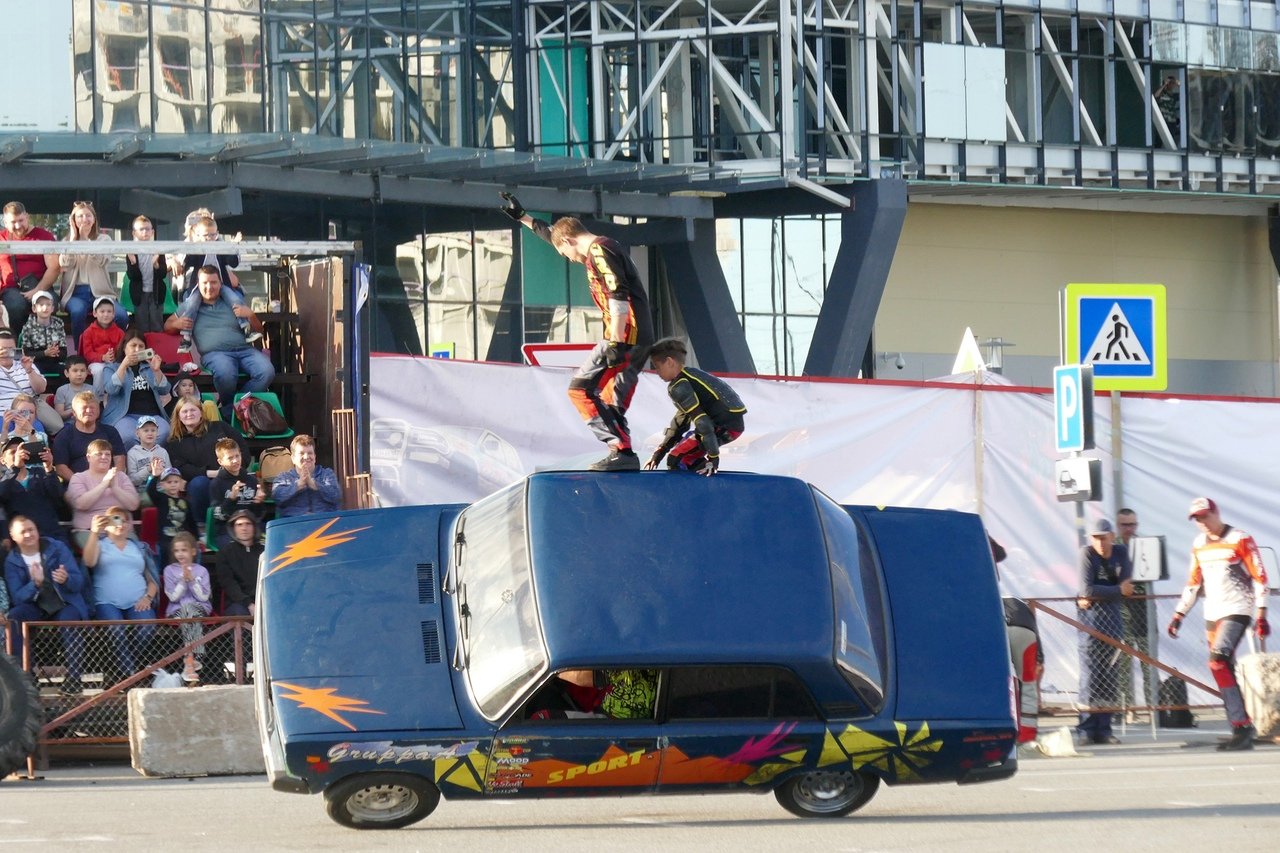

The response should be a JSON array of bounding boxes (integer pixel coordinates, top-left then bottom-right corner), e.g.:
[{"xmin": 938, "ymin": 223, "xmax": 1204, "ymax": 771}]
[
  {"xmin": 66, "ymin": 438, "xmax": 140, "ymax": 549},
  {"xmin": 0, "ymin": 327, "xmax": 61, "ymax": 435},
  {"xmin": 101, "ymin": 330, "xmax": 171, "ymax": 450},
  {"xmin": 0, "ymin": 434, "xmax": 66, "ymax": 545}
]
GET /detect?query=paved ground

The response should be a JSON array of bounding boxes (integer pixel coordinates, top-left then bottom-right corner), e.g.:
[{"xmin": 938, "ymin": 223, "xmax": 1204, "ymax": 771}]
[{"xmin": 3, "ymin": 722, "xmax": 1278, "ymax": 852}]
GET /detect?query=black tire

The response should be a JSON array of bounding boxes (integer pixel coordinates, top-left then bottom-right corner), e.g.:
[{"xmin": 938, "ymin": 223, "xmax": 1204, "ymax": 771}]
[
  {"xmin": 323, "ymin": 772, "xmax": 441, "ymax": 829},
  {"xmin": 774, "ymin": 769, "xmax": 880, "ymax": 818},
  {"xmin": 0, "ymin": 652, "xmax": 40, "ymax": 779}
]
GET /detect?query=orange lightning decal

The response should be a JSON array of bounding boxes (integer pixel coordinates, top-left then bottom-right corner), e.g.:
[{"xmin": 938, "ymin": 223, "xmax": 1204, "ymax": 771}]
[
  {"xmin": 269, "ymin": 519, "xmax": 371, "ymax": 572},
  {"xmin": 274, "ymin": 682, "xmax": 385, "ymax": 731}
]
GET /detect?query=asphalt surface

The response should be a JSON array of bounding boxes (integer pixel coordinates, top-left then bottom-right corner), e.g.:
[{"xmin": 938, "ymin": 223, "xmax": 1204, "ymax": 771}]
[{"xmin": 3, "ymin": 722, "xmax": 1278, "ymax": 852}]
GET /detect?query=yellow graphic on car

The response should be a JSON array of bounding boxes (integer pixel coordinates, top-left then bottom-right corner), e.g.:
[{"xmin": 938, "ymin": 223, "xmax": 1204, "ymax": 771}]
[
  {"xmin": 274, "ymin": 682, "xmax": 386, "ymax": 731},
  {"xmin": 269, "ymin": 519, "xmax": 371, "ymax": 572},
  {"xmin": 818, "ymin": 721, "xmax": 942, "ymax": 782}
]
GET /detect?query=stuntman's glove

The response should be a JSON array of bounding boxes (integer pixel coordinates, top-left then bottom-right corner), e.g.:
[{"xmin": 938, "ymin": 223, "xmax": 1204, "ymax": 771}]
[
  {"xmin": 1167, "ymin": 612, "xmax": 1183, "ymax": 639},
  {"xmin": 701, "ymin": 455, "xmax": 719, "ymax": 476},
  {"xmin": 1257, "ymin": 615, "xmax": 1271, "ymax": 638},
  {"xmin": 602, "ymin": 342, "xmax": 626, "ymax": 368},
  {"xmin": 644, "ymin": 452, "xmax": 664, "ymax": 470},
  {"xmin": 499, "ymin": 192, "xmax": 525, "ymax": 222}
]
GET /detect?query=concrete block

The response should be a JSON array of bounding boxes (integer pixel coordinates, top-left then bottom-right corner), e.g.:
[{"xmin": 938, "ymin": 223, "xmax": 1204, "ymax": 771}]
[
  {"xmin": 128, "ymin": 685, "xmax": 265, "ymax": 777},
  {"xmin": 1239, "ymin": 652, "xmax": 1280, "ymax": 738}
]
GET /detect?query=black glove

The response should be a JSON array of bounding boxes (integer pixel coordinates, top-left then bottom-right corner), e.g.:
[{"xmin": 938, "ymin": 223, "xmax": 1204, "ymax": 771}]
[
  {"xmin": 1167, "ymin": 612, "xmax": 1183, "ymax": 639},
  {"xmin": 602, "ymin": 342, "xmax": 627, "ymax": 368},
  {"xmin": 701, "ymin": 455, "xmax": 719, "ymax": 476},
  {"xmin": 499, "ymin": 192, "xmax": 525, "ymax": 222}
]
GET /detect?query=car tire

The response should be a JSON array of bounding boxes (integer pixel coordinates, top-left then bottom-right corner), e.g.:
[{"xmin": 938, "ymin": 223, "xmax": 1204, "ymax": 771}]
[
  {"xmin": 774, "ymin": 769, "xmax": 880, "ymax": 818},
  {"xmin": 323, "ymin": 772, "xmax": 441, "ymax": 829},
  {"xmin": 0, "ymin": 652, "xmax": 40, "ymax": 779}
]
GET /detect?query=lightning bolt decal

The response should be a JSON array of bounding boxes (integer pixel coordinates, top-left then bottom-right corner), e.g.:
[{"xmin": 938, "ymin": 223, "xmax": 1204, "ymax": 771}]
[
  {"xmin": 269, "ymin": 519, "xmax": 371, "ymax": 572},
  {"xmin": 274, "ymin": 682, "xmax": 386, "ymax": 731}
]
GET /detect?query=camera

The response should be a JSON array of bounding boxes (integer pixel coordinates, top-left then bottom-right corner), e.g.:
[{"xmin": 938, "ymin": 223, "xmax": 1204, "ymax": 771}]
[
  {"xmin": 107, "ymin": 515, "xmax": 125, "ymax": 526},
  {"xmin": 138, "ymin": 348, "xmax": 156, "ymax": 361}
]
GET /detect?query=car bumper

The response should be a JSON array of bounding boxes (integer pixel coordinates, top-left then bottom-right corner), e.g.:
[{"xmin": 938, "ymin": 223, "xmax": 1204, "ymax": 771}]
[{"xmin": 956, "ymin": 751, "xmax": 1018, "ymax": 785}]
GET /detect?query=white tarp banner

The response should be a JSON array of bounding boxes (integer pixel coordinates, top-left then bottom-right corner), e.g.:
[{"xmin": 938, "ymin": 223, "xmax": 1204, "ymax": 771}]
[{"xmin": 370, "ymin": 355, "xmax": 1280, "ymax": 704}]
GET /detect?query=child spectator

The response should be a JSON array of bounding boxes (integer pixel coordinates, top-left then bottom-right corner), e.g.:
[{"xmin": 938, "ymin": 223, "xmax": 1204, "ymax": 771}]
[
  {"xmin": 216, "ymin": 508, "xmax": 262, "ymax": 618},
  {"xmin": 163, "ymin": 375, "xmax": 220, "ymax": 423},
  {"xmin": 145, "ymin": 461, "xmax": 196, "ymax": 560},
  {"xmin": 79, "ymin": 296, "xmax": 125, "ymax": 386},
  {"xmin": 0, "ymin": 435, "xmax": 67, "ymax": 545},
  {"xmin": 209, "ymin": 437, "xmax": 263, "ymax": 546},
  {"xmin": 20, "ymin": 290, "xmax": 67, "ymax": 375},
  {"xmin": 162, "ymin": 531, "xmax": 211, "ymax": 683},
  {"xmin": 66, "ymin": 438, "xmax": 140, "ymax": 547},
  {"xmin": 0, "ymin": 328, "xmax": 60, "ymax": 435},
  {"xmin": 127, "ymin": 415, "xmax": 171, "ymax": 490},
  {"xmin": 54, "ymin": 355, "xmax": 96, "ymax": 420},
  {"xmin": 123, "ymin": 215, "xmax": 169, "ymax": 333},
  {"xmin": 172, "ymin": 217, "xmax": 256, "ymax": 352}
]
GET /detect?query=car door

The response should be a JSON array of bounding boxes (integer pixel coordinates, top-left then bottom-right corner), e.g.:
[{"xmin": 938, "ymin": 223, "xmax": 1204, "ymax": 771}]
[{"xmin": 657, "ymin": 665, "xmax": 822, "ymax": 791}]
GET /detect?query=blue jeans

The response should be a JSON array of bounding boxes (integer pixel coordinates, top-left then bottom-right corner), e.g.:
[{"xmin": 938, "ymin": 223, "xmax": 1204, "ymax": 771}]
[
  {"xmin": 5, "ymin": 602, "xmax": 85, "ymax": 679},
  {"xmin": 187, "ymin": 474, "xmax": 212, "ymax": 526},
  {"xmin": 67, "ymin": 284, "xmax": 128, "ymax": 343},
  {"xmin": 200, "ymin": 347, "xmax": 275, "ymax": 410},
  {"xmin": 94, "ymin": 602, "xmax": 156, "ymax": 675}
]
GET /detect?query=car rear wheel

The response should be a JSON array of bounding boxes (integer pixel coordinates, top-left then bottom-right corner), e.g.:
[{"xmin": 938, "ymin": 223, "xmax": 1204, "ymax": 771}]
[
  {"xmin": 774, "ymin": 769, "xmax": 880, "ymax": 818},
  {"xmin": 0, "ymin": 652, "xmax": 40, "ymax": 779},
  {"xmin": 324, "ymin": 773, "xmax": 441, "ymax": 829}
]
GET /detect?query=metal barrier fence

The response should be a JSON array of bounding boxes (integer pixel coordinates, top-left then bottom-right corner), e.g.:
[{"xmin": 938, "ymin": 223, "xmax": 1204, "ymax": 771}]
[
  {"xmin": 2, "ymin": 615, "xmax": 251, "ymax": 765},
  {"xmin": 1028, "ymin": 594, "xmax": 1224, "ymax": 727}
]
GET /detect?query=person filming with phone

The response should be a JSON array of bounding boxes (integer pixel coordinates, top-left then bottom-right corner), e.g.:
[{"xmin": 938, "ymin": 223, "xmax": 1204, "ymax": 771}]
[
  {"xmin": 0, "ymin": 433, "xmax": 66, "ymax": 545},
  {"xmin": 101, "ymin": 329, "xmax": 171, "ymax": 450}
]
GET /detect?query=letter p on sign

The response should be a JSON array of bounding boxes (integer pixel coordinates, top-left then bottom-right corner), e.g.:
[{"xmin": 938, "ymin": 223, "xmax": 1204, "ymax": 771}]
[{"xmin": 1054, "ymin": 364, "xmax": 1093, "ymax": 453}]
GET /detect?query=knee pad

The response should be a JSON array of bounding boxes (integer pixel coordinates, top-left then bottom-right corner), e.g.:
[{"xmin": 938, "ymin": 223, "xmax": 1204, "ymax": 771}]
[{"xmin": 1208, "ymin": 655, "xmax": 1237, "ymax": 689}]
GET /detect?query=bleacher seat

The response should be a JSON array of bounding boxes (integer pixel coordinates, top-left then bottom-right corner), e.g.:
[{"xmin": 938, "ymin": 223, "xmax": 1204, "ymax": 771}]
[{"xmin": 144, "ymin": 331, "xmax": 197, "ymax": 374}]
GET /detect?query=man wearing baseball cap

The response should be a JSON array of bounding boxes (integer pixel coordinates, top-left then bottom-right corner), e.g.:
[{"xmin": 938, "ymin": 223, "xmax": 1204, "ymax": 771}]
[{"xmin": 1168, "ymin": 497, "xmax": 1270, "ymax": 751}]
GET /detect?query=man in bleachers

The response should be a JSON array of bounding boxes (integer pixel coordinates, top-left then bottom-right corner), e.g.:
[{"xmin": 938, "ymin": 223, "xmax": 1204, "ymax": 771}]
[
  {"xmin": 164, "ymin": 265, "xmax": 273, "ymax": 420},
  {"xmin": 271, "ymin": 434, "xmax": 341, "ymax": 517},
  {"xmin": 0, "ymin": 327, "xmax": 61, "ymax": 435},
  {"xmin": 53, "ymin": 390, "xmax": 125, "ymax": 482},
  {"xmin": 0, "ymin": 201, "xmax": 61, "ymax": 332}
]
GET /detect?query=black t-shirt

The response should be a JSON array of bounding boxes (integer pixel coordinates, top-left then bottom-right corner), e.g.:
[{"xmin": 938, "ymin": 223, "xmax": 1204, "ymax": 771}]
[
  {"xmin": 52, "ymin": 423, "xmax": 125, "ymax": 473},
  {"xmin": 126, "ymin": 371, "xmax": 163, "ymax": 416}
]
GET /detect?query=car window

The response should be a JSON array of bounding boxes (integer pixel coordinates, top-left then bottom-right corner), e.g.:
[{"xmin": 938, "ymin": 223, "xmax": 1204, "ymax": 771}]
[
  {"xmin": 813, "ymin": 491, "xmax": 887, "ymax": 711},
  {"xmin": 665, "ymin": 666, "xmax": 818, "ymax": 720}
]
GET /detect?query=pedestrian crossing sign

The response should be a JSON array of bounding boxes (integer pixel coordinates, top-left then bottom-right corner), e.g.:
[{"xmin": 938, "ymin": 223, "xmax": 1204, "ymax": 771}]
[{"xmin": 1063, "ymin": 283, "xmax": 1167, "ymax": 391}]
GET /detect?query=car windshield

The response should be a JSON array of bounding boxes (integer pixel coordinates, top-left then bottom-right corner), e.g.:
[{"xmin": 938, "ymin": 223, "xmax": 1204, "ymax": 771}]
[{"xmin": 456, "ymin": 480, "xmax": 547, "ymax": 719}]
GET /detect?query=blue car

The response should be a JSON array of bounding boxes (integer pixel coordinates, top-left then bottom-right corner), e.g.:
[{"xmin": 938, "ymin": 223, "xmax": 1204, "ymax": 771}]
[{"xmin": 254, "ymin": 472, "xmax": 1016, "ymax": 828}]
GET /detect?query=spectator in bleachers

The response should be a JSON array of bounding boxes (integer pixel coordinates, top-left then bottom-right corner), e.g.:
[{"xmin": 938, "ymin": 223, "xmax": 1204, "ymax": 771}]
[
  {"xmin": 79, "ymin": 296, "xmax": 125, "ymax": 387},
  {"xmin": 210, "ymin": 437, "xmax": 264, "ymax": 546},
  {"xmin": 126, "ymin": 415, "xmax": 170, "ymax": 490},
  {"xmin": 162, "ymin": 531, "xmax": 211, "ymax": 683},
  {"xmin": 170, "ymin": 218, "xmax": 257, "ymax": 352},
  {"xmin": 165, "ymin": 398, "xmax": 247, "ymax": 531},
  {"xmin": 0, "ymin": 328, "xmax": 61, "ymax": 435},
  {"xmin": 216, "ymin": 508, "xmax": 262, "ymax": 619},
  {"xmin": 1, "ymin": 393, "xmax": 48, "ymax": 445},
  {"xmin": 0, "ymin": 436, "xmax": 66, "ymax": 546},
  {"xmin": 59, "ymin": 201, "xmax": 126, "ymax": 343},
  {"xmin": 172, "ymin": 210, "xmax": 242, "ymax": 298},
  {"xmin": 20, "ymin": 290, "xmax": 67, "ymax": 375},
  {"xmin": 53, "ymin": 391, "xmax": 125, "ymax": 482},
  {"xmin": 81, "ymin": 506, "xmax": 158, "ymax": 677},
  {"xmin": 163, "ymin": 374, "xmax": 220, "ymax": 423},
  {"xmin": 101, "ymin": 330, "xmax": 171, "ymax": 449},
  {"xmin": 123, "ymin": 215, "xmax": 169, "ymax": 334},
  {"xmin": 53, "ymin": 355, "xmax": 97, "ymax": 421},
  {"xmin": 164, "ymin": 266, "xmax": 273, "ymax": 418},
  {"xmin": 0, "ymin": 201, "xmax": 61, "ymax": 333},
  {"xmin": 3, "ymin": 515, "xmax": 88, "ymax": 694},
  {"xmin": 272, "ymin": 434, "xmax": 341, "ymax": 517},
  {"xmin": 145, "ymin": 461, "xmax": 197, "ymax": 561},
  {"xmin": 67, "ymin": 438, "xmax": 140, "ymax": 548}
]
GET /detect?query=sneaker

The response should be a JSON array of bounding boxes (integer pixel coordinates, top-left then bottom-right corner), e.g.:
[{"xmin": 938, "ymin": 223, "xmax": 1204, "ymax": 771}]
[
  {"xmin": 245, "ymin": 331, "xmax": 263, "ymax": 345},
  {"xmin": 177, "ymin": 340, "xmax": 192, "ymax": 354},
  {"xmin": 59, "ymin": 678, "xmax": 83, "ymax": 697},
  {"xmin": 1094, "ymin": 735, "xmax": 1121, "ymax": 745},
  {"xmin": 1218, "ymin": 724, "xmax": 1255, "ymax": 751},
  {"xmin": 588, "ymin": 449, "xmax": 641, "ymax": 472}
]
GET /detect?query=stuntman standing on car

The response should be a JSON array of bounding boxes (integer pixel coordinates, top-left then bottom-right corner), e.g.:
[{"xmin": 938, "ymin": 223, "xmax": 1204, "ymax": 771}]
[
  {"xmin": 643, "ymin": 337, "xmax": 746, "ymax": 477},
  {"xmin": 500, "ymin": 193, "xmax": 653, "ymax": 472},
  {"xmin": 1168, "ymin": 497, "xmax": 1269, "ymax": 751}
]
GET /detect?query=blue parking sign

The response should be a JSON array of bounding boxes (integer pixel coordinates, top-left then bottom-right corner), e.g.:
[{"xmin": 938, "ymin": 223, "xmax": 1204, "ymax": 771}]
[{"xmin": 1054, "ymin": 364, "xmax": 1093, "ymax": 453}]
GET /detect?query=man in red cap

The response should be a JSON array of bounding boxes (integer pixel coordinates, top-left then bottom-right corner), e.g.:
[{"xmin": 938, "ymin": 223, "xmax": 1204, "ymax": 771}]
[{"xmin": 1168, "ymin": 497, "xmax": 1269, "ymax": 751}]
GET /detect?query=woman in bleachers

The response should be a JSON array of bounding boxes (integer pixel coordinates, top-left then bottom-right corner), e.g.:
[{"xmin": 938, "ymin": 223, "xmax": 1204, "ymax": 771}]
[
  {"xmin": 66, "ymin": 438, "xmax": 140, "ymax": 548},
  {"xmin": 101, "ymin": 330, "xmax": 171, "ymax": 449},
  {"xmin": 81, "ymin": 505, "xmax": 159, "ymax": 677},
  {"xmin": 58, "ymin": 200, "xmax": 126, "ymax": 343},
  {"xmin": 165, "ymin": 398, "xmax": 247, "ymax": 531}
]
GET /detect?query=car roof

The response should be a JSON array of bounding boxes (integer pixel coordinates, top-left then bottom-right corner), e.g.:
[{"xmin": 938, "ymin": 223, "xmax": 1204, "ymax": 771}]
[{"xmin": 526, "ymin": 471, "xmax": 836, "ymax": 668}]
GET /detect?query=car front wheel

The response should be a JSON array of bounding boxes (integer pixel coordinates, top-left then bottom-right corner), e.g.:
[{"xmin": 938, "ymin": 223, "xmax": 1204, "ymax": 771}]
[
  {"xmin": 774, "ymin": 769, "xmax": 880, "ymax": 818},
  {"xmin": 324, "ymin": 772, "xmax": 441, "ymax": 829}
]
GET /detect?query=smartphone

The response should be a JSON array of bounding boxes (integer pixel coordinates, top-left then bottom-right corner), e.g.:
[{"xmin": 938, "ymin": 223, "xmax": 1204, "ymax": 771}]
[{"xmin": 21, "ymin": 440, "xmax": 46, "ymax": 459}]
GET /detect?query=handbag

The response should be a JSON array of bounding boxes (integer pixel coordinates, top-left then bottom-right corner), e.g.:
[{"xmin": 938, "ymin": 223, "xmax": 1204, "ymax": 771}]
[
  {"xmin": 34, "ymin": 579, "xmax": 67, "ymax": 616},
  {"xmin": 233, "ymin": 393, "xmax": 290, "ymax": 437},
  {"xmin": 17, "ymin": 273, "xmax": 41, "ymax": 293}
]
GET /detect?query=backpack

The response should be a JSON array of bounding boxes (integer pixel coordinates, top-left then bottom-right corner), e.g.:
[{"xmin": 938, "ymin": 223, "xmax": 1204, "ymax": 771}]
[
  {"xmin": 257, "ymin": 446, "xmax": 293, "ymax": 484},
  {"xmin": 1158, "ymin": 676, "xmax": 1197, "ymax": 728},
  {"xmin": 234, "ymin": 393, "xmax": 289, "ymax": 437}
]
